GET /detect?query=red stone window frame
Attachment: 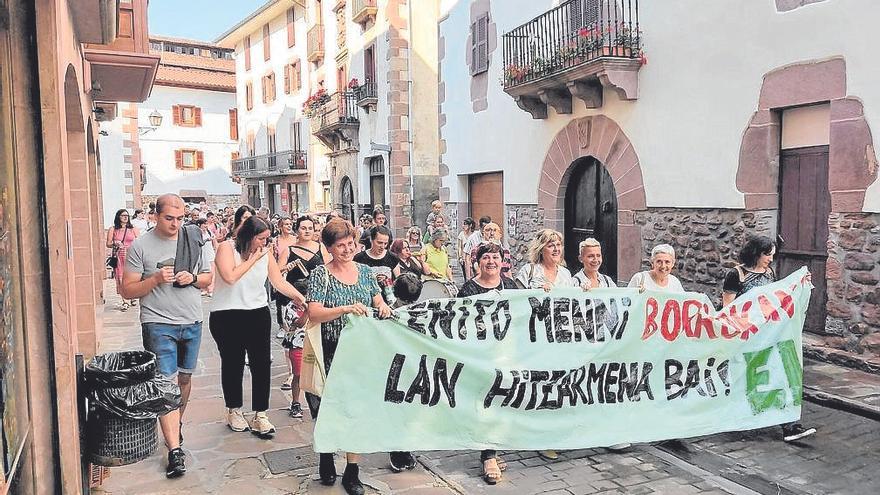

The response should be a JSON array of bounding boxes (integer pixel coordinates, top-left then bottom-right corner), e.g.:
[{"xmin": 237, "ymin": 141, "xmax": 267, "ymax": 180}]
[
  {"xmin": 172, "ymin": 105, "xmax": 202, "ymax": 127},
  {"xmin": 263, "ymin": 24, "xmax": 271, "ymax": 61},
  {"xmin": 262, "ymin": 72, "xmax": 276, "ymax": 103},
  {"xmin": 470, "ymin": 13, "xmax": 489, "ymax": 75},
  {"xmin": 287, "ymin": 8, "xmax": 296, "ymax": 47},
  {"xmin": 244, "ymin": 35, "xmax": 252, "ymax": 71},
  {"xmin": 228, "ymin": 109, "xmax": 238, "ymax": 140},
  {"xmin": 175, "ymin": 149, "xmax": 204, "ymax": 171},
  {"xmin": 245, "ymin": 81, "xmax": 254, "ymax": 110}
]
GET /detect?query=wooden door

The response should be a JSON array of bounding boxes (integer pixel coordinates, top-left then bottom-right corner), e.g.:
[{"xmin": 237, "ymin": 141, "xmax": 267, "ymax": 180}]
[
  {"xmin": 469, "ymin": 172, "xmax": 504, "ymax": 229},
  {"xmin": 777, "ymin": 145, "xmax": 830, "ymax": 334},
  {"xmin": 340, "ymin": 176, "xmax": 354, "ymax": 221},
  {"xmin": 564, "ymin": 157, "xmax": 617, "ymax": 279}
]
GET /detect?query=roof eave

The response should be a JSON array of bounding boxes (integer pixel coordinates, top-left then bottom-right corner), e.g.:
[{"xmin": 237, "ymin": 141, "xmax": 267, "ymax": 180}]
[{"xmin": 215, "ymin": 0, "xmax": 299, "ymax": 48}]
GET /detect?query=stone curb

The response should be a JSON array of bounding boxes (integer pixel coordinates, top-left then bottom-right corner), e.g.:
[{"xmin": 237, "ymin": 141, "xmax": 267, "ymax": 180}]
[
  {"xmin": 414, "ymin": 455, "xmax": 467, "ymax": 495},
  {"xmin": 804, "ymin": 342, "xmax": 880, "ymax": 375},
  {"xmin": 803, "ymin": 385, "xmax": 880, "ymax": 421}
]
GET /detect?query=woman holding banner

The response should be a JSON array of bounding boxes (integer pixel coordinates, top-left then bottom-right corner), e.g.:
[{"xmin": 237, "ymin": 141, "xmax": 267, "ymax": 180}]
[
  {"xmin": 571, "ymin": 238, "xmax": 617, "ymax": 289},
  {"xmin": 722, "ymin": 235, "xmax": 816, "ymax": 442},
  {"xmin": 627, "ymin": 244, "xmax": 685, "ymax": 292},
  {"xmin": 515, "ymin": 229, "xmax": 573, "ymax": 292},
  {"xmin": 306, "ymin": 219, "xmax": 395, "ymax": 495},
  {"xmin": 457, "ymin": 242, "xmax": 518, "ymax": 485}
]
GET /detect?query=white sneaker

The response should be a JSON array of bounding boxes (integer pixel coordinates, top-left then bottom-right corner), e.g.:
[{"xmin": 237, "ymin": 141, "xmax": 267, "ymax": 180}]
[
  {"xmin": 251, "ymin": 411, "xmax": 276, "ymax": 438},
  {"xmin": 226, "ymin": 408, "xmax": 249, "ymax": 432}
]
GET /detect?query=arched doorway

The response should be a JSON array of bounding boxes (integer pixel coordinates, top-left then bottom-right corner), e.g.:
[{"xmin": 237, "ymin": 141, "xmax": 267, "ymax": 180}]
[
  {"xmin": 340, "ymin": 175, "xmax": 354, "ymax": 221},
  {"xmin": 564, "ymin": 157, "xmax": 618, "ymax": 279}
]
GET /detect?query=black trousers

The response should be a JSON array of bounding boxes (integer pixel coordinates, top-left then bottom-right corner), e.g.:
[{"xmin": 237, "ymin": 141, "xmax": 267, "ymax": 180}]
[{"xmin": 209, "ymin": 306, "xmax": 272, "ymax": 411}]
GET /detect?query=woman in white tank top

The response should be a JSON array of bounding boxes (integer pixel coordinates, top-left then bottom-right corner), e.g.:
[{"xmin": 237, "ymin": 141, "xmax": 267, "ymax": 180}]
[{"xmin": 210, "ymin": 216, "xmax": 306, "ymax": 439}]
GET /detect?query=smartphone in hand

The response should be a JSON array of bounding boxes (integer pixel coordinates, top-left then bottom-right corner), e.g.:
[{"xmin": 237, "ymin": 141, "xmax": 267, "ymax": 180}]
[{"xmin": 156, "ymin": 258, "xmax": 175, "ymax": 269}]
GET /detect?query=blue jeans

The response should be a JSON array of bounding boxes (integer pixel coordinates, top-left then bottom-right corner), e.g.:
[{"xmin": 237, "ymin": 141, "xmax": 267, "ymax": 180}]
[{"xmin": 141, "ymin": 321, "xmax": 202, "ymax": 376}]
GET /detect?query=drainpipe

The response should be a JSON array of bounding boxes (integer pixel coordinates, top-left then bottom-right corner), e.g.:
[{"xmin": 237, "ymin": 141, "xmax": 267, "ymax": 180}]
[{"xmin": 405, "ymin": 0, "xmax": 415, "ymax": 226}]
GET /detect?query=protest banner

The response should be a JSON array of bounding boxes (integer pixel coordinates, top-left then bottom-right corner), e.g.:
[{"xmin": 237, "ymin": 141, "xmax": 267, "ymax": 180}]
[{"xmin": 313, "ymin": 267, "xmax": 812, "ymax": 453}]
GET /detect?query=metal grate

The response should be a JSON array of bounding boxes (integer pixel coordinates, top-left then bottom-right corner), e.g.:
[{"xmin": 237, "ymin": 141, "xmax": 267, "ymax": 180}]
[{"xmin": 263, "ymin": 445, "xmax": 320, "ymax": 474}]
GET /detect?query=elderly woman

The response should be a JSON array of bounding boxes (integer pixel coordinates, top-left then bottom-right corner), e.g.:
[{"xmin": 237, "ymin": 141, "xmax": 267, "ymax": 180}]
[
  {"xmin": 457, "ymin": 243, "xmax": 518, "ymax": 485},
  {"xmin": 628, "ymin": 244, "xmax": 685, "ymax": 292},
  {"xmin": 423, "ymin": 228, "xmax": 453, "ymax": 280},
  {"xmin": 571, "ymin": 238, "xmax": 616, "ymax": 289},
  {"xmin": 516, "ymin": 229, "xmax": 573, "ymax": 291},
  {"xmin": 389, "ymin": 239, "xmax": 429, "ymax": 278},
  {"xmin": 306, "ymin": 219, "xmax": 394, "ymax": 494},
  {"xmin": 721, "ymin": 235, "xmax": 815, "ymax": 442}
]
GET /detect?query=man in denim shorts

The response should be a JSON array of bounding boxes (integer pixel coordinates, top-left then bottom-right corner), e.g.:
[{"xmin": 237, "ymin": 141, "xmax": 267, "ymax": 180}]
[{"xmin": 121, "ymin": 194, "xmax": 214, "ymax": 478}]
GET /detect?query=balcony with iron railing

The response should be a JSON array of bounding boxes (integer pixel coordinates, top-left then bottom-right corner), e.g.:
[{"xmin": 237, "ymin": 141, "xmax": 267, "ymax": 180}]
[
  {"xmin": 352, "ymin": 0, "xmax": 378, "ymax": 25},
  {"xmin": 309, "ymin": 91, "xmax": 360, "ymax": 152},
  {"xmin": 231, "ymin": 150, "xmax": 308, "ymax": 178},
  {"xmin": 307, "ymin": 24, "xmax": 325, "ymax": 62},
  {"xmin": 502, "ymin": 0, "xmax": 643, "ymax": 119},
  {"xmin": 355, "ymin": 81, "xmax": 378, "ymax": 110}
]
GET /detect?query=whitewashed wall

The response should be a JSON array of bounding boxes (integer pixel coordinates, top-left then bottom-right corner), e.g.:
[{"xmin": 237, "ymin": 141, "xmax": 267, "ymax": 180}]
[
  {"xmin": 139, "ymin": 86, "xmax": 239, "ymax": 196},
  {"xmin": 232, "ymin": 1, "xmax": 396, "ymax": 210},
  {"xmin": 439, "ymin": 0, "xmax": 880, "ymax": 211},
  {"xmin": 98, "ymin": 116, "xmax": 127, "ymax": 226}
]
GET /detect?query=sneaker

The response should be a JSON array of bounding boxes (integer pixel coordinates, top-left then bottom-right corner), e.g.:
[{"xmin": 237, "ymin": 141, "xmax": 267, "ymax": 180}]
[
  {"xmin": 129, "ymin": 299, "xmax": 138, "ymax": 306},
  {"xmin": 251, "ymin": 411, "xmax": 276, "ymax": 438},
  {"xmin": 276, "ymin": 330, "xmax": 286, "ymax": 339},
  {"xmin": 289, "ymin": 401, "xmax": 303, "ymax": 418},
  {"xmin": 119, "ymin": 302, "xmax": 129, "ymax": 312},
  {"xmin": 179, "ymin": 422, "xmax": 184, "ymax": 446},
  {"xmin": 402, "ymin": 451, "xmax": 416, "ymax": 470},
  {"xmin": 226, "ymin": 408, "xmax": 249, "ymax": 432},
  {"xmin": 166, "ymin": 448, "xmax": 186, "ymax": 478},
  {"xmin": 281, "ymin": 376, "xmax": 293, "ymax": 391},
  {"xmin": 538, "ymin": 449, "xmax": 559, "ymax": 460},
  {"xmin": 389, "ymin": 451, "xmax": 406, "ymax": 473},
  {"xmin": 783, "ymin": 423, "xmax": 816, "ymax": 442}
]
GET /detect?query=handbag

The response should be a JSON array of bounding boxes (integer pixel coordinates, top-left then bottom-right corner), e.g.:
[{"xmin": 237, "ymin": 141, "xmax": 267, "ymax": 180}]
[
  {"xmin": 105, "ymin": 226, "xmax": 128, "ymax": 269},
  {"xmin": 300, "ymin": 322, "xmax": 325, "ymax": 396}
]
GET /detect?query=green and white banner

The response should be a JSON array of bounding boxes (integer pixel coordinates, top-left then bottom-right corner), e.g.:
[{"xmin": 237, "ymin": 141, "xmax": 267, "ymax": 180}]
[{"xmin": 314, "ymin": 268, "xmax": 812, "ymax": 453}]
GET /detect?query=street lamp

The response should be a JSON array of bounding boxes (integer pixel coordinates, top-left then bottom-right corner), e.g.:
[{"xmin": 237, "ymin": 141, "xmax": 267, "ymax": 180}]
[{"xmin": 139, "ymin": 110, "xmax": 163, "ymax": 135}]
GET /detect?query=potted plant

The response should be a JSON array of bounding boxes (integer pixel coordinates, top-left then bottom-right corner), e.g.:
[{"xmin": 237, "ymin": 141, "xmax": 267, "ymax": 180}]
[
  {"xmin": 302, "ymin": 88, "xmax": 329, "ymax": 118},
  {"xmin": 614, "ymin": 22, "xmax": 642, "ymax": 57},
  {"xmin": 576, "ymin": 26, "xmax": 603, "ymax": 57},
  {"xmin": 502, "ymin": 63, "xmax": 532, "ymax": 86}
]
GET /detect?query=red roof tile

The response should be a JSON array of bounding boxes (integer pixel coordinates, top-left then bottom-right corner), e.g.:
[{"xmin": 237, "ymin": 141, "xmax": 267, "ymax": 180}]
[{"xmin": 155, "ymin": 65, "xmax": 236, "ymax": 92}]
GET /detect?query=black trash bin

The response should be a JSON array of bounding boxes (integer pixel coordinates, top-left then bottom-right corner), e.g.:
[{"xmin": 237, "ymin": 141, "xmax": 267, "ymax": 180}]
[{"xmin": 83, "ymin": 351, "xmax": 181, "ymax": 467}]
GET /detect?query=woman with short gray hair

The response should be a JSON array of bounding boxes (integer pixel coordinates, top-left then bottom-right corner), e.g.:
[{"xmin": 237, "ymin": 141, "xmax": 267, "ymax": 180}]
[{"xmin": 627, "ymin": 243, "xmax": 685, "ymax": 292}]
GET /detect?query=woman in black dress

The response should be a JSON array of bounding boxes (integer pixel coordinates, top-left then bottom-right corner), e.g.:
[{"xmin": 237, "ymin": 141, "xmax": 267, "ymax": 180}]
[
  {"xmin": 722, "ymin": 235, "xmax": 816, "ymax": 442},
  {"xmin": 389, "ymin": 239, "xmax": 428, "ymax": 278}
]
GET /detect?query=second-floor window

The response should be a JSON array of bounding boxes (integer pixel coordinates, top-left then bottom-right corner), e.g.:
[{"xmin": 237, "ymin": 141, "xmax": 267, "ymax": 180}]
[
  {"xmin": 262, "ymin": 72, "xmax": 276, "ymax": 103},
  {"xmin": 228, "ymin": 109, "xmax": 238, "ymax": 140},
  {"xmin": 470, "ymin": 13, "xmax": 489, "ymax": 75},
  {"xmin": 245, "ymin": 81, "xmax": 254, "ymax": 110},
  {"xmin": 285, "ymin": 61, "xmax": 301, "ymax": 94},
  {"xmin": 172, "ymin": 105, "xmax": 202, "ymax": 126},
  {"xmin": 175, "ymin": 149, "xmax": 204, "ymax": 170}
]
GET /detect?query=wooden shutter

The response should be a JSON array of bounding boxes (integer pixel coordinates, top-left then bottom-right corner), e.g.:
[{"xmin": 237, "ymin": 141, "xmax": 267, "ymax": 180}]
[
  {"xmin": 287, "ymin": 8, "xmax": 296, "ymax": 47},
  {"xmin": 229, "ymin": 109, "xmax": 238, "ymax": 140},
  {"xmin": 244, "ymin": 36, "xmax": 251, "ymax": 70},
  {"xmin": 194, "ymin": 107, "xmax": 202, "ymax": 126},
  {"xmin": 293, "ymin": 62, "xmax": 301, "ymax": 91},
  {"xmin": 196, "ymin": 151, "xmax": 204, "ymax": 170},
  {"xmin": 174, "ymin": 150, "xmax": 183, "ymax": 169},
  {"xmin": 284, "ymin": 65, "xmax": 291, "ymax": 94},
  {"xmin": 473, "ymin": 14, "xmax": 489, "ymax": 75},
  {"xmin": 246, "ymin": 82, "xmax": 253, "ymax": 110},
  {"xmin": 263, "ymin": 24, "xmax": 270, "ymax": 61},
  {"xmin": 172, "ymin": 105, "xmax": 181, "ymax": 125}
]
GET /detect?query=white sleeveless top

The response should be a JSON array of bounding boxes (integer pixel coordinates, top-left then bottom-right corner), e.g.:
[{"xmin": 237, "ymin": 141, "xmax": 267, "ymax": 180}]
[{"xmin": 211, "ymin": 248, "xmax": 270, "ymax": 311}]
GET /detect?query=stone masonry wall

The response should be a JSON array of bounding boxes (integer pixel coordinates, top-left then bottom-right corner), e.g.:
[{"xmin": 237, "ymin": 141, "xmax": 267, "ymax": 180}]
[
  {"xmin": 825, "ymin": 212, "xmax": 880, "ymax": 356},
  {"xmin": 506, "ymin": 204, "xmax": 544, "ymax": 273},
  {"xmin": 635, "ymin": 208, "xmax": 778, "ymax": 304}
]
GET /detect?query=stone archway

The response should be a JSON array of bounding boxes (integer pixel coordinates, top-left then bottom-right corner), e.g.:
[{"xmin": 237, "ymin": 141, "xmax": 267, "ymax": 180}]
[{"xmin": 538, "ymin": 115, "xmax": 646, "ymax": 280}]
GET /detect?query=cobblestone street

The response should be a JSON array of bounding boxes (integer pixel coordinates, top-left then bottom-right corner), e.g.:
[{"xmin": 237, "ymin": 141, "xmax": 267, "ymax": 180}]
[{"xmin": 94, "ymin": 281, "xmax": 880, "ymax": 495}]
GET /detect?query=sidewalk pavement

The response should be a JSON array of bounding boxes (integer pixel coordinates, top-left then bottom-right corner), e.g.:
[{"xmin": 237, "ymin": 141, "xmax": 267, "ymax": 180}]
[{"xmin": 93, "ymin": 280, "xmax": 879, "ymax": 494}]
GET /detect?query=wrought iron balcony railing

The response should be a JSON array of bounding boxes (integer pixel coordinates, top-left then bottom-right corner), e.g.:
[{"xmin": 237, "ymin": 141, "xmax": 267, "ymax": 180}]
[
  {"xmin": 307, "ymin": 24, "xmax": 324, "ymax": 62},
  {"xmin": 355, "ymin": 81, "xmax": 378, "ymax": 107},
  {"xmin": 309, "ymin": 91, "xmax": 360, "ymax": 134},
  {"xmin": 352, "ymin": 0, "xmax": 378, "ymax": 24},
  {"xmin": 502, "ymin": 0, "xmax": 641, "ymax": 89},
  {"xmin": 231, "ymin": 150, "xmax": 307, "ymax": 176}
]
